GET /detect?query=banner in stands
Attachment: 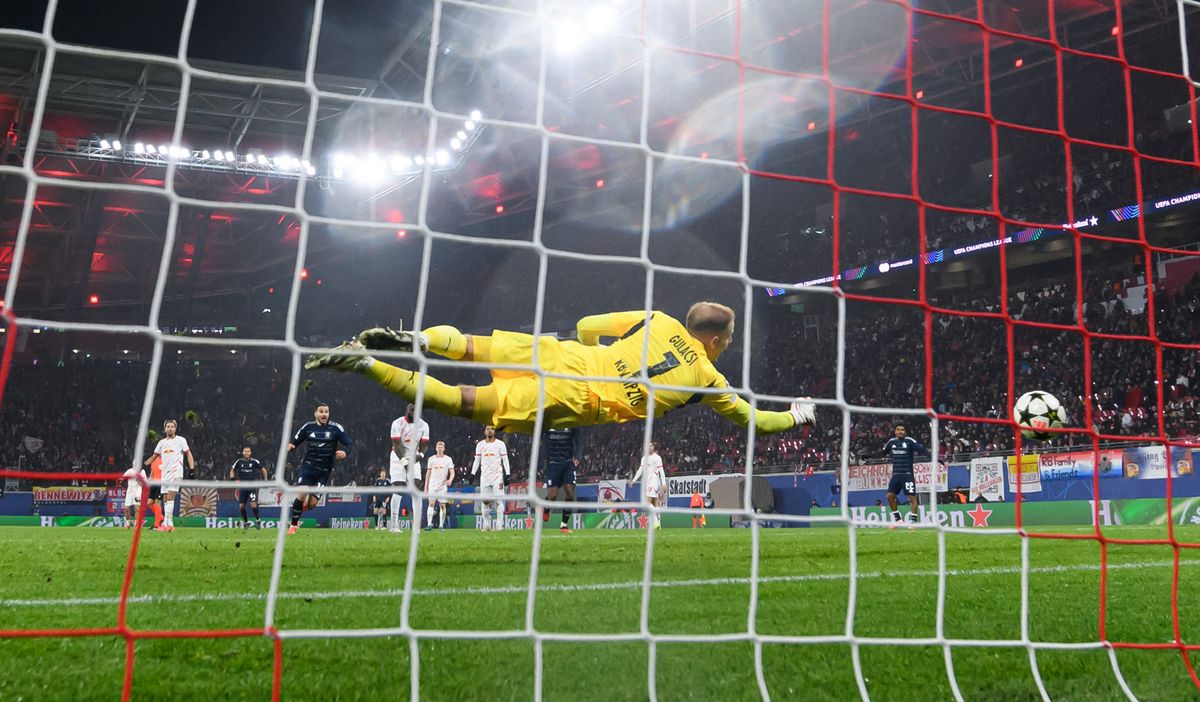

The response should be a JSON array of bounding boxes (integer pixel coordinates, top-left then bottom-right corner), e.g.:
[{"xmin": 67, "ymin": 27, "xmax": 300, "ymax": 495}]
[
  {"xmin": 106, "ymin": 487, "xmax": 126, "ymax": 515},
  {"xmin": 179, "ymin": 487, "xmax": 219, "ymax": 517},
  {"xmin": 597, "ymin": 479, "xmax": 627, "ymax": 503},
  {"xmin": 914, "ymin": 462, "xmax": 948, "ymax": 492},
  {"xmin": 1121, "ymin": 446, "xmax": 1195, "ymax": 480},
  {"xmin": 1038, "ymin": 449, "xmax": 1123, "ymax": 481},
  {"xmin": 258, "ymin": 487, "xmax": 324, "ymax": 508},
  {"xmin": 1007, "ymin": 454, "xmax": 1042, "ymax": 494},
  {"xmin": 847, "ymin": 463, "xmax": 947, "ymax": 492},
  {"xmin": 969, "ymin": 457, "xmax": 1005, "ymax": 502},
  {"xmin": 667, "ymin": 475, "xmax": 720, "ymax": 498},
  {"xmin": 504, "ymin": 482, "xmax": 540, "ymax": 514},
  {"xmin": 327, "ymin": 481, "xmax": 362, "ymax": 503},
  {"xmin": 847, "ymin": 464, "xmax": 889, "ymax": 492},
  {"xmin": 32, "ymin": 486, "xmax": 107, "ymax": 504}
]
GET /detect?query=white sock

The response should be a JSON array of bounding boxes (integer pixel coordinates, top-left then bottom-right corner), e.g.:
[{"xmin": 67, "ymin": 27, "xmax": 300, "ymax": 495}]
[
  {"xmin": 391, "ymin": 495, "xmax": 403, "ymax": 528},
  {"xmin": 426, "ymin": 505, "xmax": 435, "ymax": 526}
]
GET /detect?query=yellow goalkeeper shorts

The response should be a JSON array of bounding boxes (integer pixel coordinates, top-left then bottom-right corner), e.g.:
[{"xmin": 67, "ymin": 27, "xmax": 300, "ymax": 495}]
[{"xmin": 486, "ymin": 330, "xmax": 598, "ymax": 433}]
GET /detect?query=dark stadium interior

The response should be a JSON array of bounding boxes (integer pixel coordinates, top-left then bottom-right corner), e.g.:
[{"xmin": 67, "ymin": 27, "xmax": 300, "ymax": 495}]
[{"xmin": 1, "ymin": 0, "xmax": 1198, "ymax": 494}]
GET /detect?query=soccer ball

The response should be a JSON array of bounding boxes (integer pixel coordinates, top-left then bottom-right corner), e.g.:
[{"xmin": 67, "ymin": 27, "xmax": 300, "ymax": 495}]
[{"xmin": 1012, "ymin": 390, "xmax": 1067, "ymax": 441}]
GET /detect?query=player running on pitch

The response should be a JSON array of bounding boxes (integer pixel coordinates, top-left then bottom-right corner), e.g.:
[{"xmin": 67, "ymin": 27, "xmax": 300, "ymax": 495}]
[
  {"xmin": 305, "ymin": 302, "xmax": 816, "ymax": 435},
  {"xmin": 286, "ymin": 402, "xmax": 352, "ymax": 534}
]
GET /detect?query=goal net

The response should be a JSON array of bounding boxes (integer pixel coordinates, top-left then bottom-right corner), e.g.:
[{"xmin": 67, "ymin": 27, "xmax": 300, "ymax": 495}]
[{"xmin": 1, "ymin": 0, "xmax": 1199, "ymax": 699}]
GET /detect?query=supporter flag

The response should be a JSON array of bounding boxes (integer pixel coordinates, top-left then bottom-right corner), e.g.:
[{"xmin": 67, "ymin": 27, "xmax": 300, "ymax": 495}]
[
  {"xmin": 1006, "ymin": 454, "xmax": 1042, "ymax": 494},
  {"xmin": 969, "ymin": 457, "xmax": 1005, "ymax": 502}
]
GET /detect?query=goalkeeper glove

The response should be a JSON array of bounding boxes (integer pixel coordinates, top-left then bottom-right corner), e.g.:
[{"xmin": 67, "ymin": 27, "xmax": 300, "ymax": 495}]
[
  {"xmin": 503, "ymin": 473, "xmax": 511, "ymax": 487},
  {"xmin": 789, "ymin": 398, "xmax": 816, "ymax": 427},
  {"xmin": 186, "ymin": 466, "xmax": 196, "ymax": 480}
]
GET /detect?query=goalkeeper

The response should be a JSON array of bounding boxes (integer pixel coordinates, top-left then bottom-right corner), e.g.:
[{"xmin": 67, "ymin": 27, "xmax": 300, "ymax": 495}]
[{"xmin": 306, "ymin": 301, "xmax": 815, "ymax": 435}]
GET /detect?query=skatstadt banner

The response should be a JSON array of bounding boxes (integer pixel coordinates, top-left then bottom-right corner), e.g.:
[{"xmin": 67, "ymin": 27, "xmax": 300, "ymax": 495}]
[{"xmin": 667, "ymin": 475, "xmax": 720, "ymax": 499}]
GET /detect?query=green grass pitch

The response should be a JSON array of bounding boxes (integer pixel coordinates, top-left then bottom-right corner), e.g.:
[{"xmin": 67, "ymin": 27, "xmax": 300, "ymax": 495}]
[{"xmin": 1, "ymin": 525, "xmax": 1198, "ymax": 701}]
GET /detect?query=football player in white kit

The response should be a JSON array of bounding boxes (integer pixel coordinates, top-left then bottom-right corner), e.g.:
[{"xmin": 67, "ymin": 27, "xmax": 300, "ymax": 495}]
[
  {"xmin": 123, "ymin": 465, "xmax": 147, "ymax": 528},
  {"xmin": 631, "ymin": 441, "xmax": 668, "ymax": 529},
  {"xmin": 470, "ymin": 425, "xmax": 510, "ymax": 531},
  {"xmin": 389, "ymin": 403, "xmax": 429, "ymax": 532},
  {"xmin": 423, "ymin": 441, "xmax": 456, "ymax": 530},
  {"xmin": 143, "ymin": 419, "xmax": 195, "ymax": 531}
]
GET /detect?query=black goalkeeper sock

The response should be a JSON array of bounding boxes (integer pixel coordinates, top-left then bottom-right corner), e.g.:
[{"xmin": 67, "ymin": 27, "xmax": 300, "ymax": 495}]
[
  {"xmin": 561, "ymin": 495, "xmax": 574, "ymax": 527},
  {"xmin": 240, "ymin": 506, "xmax": 248, "ymax": 521},
  {"xmin": 891, "ymin": 510, "xmax": 902, "ymax": 522},
  {"xmin": 291, "ymin": 498, "xmax": 305, "ymax": 526}
]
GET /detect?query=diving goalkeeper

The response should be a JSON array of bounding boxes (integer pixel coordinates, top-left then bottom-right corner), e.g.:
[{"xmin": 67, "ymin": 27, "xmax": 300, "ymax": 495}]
[{"xmin": 305, "ymin": 301, "xmax": 815, "ymax": 435}]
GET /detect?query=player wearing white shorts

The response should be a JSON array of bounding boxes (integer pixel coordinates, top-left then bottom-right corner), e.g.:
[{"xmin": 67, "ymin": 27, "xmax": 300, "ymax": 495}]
[
  {"xmin": 123, "ymin": 465, "xmax": 147, "ymax": 528},
  {"xmin": 389, "ymin": 403, "xmax": 429, "ymax": 532},
  {"xmin": 631, "ymin": 441, "xmax": 668, "ymax": 529},
  {"xmin": 424, "ymin": 441, "xmax": 456, "ymax": 530},
  {"xmin": 144, "ymin": 419, "xmax": 194, "ymax": 532},
  {"xmin": 470, "ymin": 425, "xmax": 510, "ymax": 531}
]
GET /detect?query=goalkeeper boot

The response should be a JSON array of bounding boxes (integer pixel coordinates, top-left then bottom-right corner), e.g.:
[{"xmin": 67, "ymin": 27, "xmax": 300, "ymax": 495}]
[
  {"xmin": 304, "ymin": 339, "xmax": 373, "ymax": 372},
  {"xmin": 356, "ymin": 327, "xmax": 428, "ymax": 353}
]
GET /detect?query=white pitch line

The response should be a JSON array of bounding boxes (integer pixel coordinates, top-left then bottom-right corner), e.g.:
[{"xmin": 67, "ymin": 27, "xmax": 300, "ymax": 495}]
[{"xmin": 1, "ymin": 558, "xmax": 1197, "ymax": 609}]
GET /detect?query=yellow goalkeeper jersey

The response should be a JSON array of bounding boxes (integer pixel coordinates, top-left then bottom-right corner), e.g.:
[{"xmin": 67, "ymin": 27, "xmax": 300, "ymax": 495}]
[{"xmin": 485, "ymin": 311, "xmax": 795, "ymax": 434}]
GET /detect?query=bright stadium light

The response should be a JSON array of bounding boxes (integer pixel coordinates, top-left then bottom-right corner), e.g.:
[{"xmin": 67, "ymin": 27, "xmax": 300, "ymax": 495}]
[
  {"xmin": 414, "ymin": 155, "xmax": 425, "ymax": 166},
  {"xmin": 214, "ymin": 149, "xmax": 224, "ymax": 161},
  {"xmin": 554, "ymin": 23, "xmax": 583, "ymax": 54},
  {"xmin": 456, "ymin": 130, "xmax": 467, "ymax": 140},
  {"xmin": 112, "ymin": 140, "xmax": 121, "ymax": 151},
  {"xmin": 134, "ymin": 142, "xmax": 145, "ymax": 153},
  {"xmin": 246, "ymin": 154, "xmax": 256, "ymax": 164},
  {"xmin": 465, "ymin": 120, "xmax": 476, "ymax": 131},
  {"xmin": 99, "ymin": 139, "xmax": 111, "ymax": 149},
  {"xmin": 200, "ymin": 150, "xmax": 210, "ymax": 159},
  {"xmin": 586, "ymin": 5, "xmax": 618, "ymax": 32},
  {"xmin": 435, "ymin": 150, "xmax": 450, "ymax": 165},
  {"xmin": 178, "ymin": 147, "xmax": 191, "ymax": 160},
  {"xmin": 451, "ymin": 138, "xmax": 462, "ymax": 150},
  {"xmin": 256, "ymin": 154, "xmax": 268, "ymax": 165},
  {"xmin": 470, "ymin": 109, "xmax": 482, "ymax": 121},
  {"xmin": 400, "ymin": 156, "xmax": 413, "ymax": 169}
]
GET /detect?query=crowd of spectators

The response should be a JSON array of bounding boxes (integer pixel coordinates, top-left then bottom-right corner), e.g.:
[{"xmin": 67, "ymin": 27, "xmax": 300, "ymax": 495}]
[{"xmin": 2, "ymin": 262, "xmax": 1197, "ymax": 486}]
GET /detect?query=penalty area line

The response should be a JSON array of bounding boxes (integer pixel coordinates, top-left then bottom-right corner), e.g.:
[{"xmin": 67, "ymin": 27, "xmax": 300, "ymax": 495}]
[{"xmin": 1, "ymin": 558, "xmax": 1198, "ymax": 609}]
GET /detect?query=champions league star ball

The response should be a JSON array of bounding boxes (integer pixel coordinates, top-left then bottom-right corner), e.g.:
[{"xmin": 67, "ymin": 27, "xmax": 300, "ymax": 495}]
[{"xmin": 1012, "ymin": 390, "xmax": 1068, "ymax": 441}]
